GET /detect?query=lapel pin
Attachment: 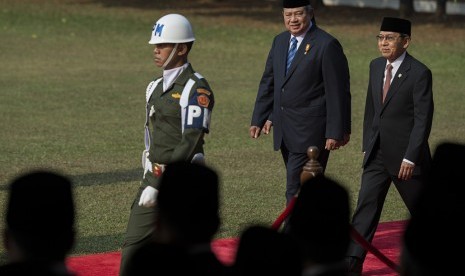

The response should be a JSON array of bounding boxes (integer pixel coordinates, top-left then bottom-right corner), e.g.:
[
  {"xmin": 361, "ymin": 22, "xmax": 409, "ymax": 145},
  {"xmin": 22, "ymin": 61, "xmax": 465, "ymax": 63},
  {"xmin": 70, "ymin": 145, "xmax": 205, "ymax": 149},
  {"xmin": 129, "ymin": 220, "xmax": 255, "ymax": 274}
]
[
  {"xmin": 398, "ymin": 73, "xmax": 402, "ymax": 78},
  {"xmin": 304, "ymin": 44, "xmax": 310, "ymax": 55}
]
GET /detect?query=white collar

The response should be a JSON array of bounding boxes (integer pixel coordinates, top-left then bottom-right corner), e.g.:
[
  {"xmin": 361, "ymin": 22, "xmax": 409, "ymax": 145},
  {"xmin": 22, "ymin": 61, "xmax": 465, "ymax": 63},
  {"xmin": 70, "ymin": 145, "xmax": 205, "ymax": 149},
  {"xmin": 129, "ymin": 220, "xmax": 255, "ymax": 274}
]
[
  {"xmin": 386, "ymin": 51, "xmax": 406, "ymax": 75},
  {"xmin": 163, "ymin": 63, "xmax": 189, "ymax": 92}
]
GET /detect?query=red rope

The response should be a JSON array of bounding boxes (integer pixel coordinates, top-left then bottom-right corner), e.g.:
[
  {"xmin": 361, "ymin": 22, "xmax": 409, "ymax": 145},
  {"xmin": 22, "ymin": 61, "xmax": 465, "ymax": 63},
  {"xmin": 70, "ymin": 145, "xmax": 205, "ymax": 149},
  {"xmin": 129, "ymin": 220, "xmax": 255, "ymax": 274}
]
[
  {"xmin": 270, "ymin": 196, "xmax": 399, "ymax": 273},
  {"xmin": 349, "ymin": 226, "xmax": 399, "ymax": 272},
  {"xmin": 270, "ymin": 196, "xmax": 297, "ymax": 230}
]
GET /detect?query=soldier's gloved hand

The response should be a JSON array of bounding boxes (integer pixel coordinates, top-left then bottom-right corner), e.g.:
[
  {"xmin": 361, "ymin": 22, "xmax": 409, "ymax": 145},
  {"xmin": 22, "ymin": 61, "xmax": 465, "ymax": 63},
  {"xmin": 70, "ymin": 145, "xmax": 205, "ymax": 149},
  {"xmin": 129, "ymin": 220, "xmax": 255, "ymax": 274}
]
[{"xmin": 138, "ymin": 186, "xmax": 158, "ymax": 208}]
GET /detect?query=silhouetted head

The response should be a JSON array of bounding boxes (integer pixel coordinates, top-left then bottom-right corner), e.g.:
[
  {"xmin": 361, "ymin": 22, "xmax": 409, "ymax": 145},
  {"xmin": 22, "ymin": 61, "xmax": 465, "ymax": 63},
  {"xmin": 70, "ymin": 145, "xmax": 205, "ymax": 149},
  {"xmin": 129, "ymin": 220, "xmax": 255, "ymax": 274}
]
[
  {"xmin": 5, "ymin": 170, "xmax": 75, "ymax": 262},
  {"xmin": 156, "ymin": 161, "xmax": 220, "ymax": 244},
  {"xmin": 234, "ymin": 225, "xmax": 302, "ymax": 276},
  {"xmin": 287, "ymin": 174, "xmax": 350, "ymax": 263},
  {"xmin": 401, "ymin": 142, "xmax": 465, "ymax": 275}
]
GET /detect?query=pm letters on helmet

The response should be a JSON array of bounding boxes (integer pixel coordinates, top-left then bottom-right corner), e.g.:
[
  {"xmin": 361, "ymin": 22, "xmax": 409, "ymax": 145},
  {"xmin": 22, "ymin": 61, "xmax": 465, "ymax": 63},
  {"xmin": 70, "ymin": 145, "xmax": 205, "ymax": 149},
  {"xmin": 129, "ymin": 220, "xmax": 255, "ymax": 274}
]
[{"xmin": 154, "ymin": 24, "xmax": 164, "ymax": 37}]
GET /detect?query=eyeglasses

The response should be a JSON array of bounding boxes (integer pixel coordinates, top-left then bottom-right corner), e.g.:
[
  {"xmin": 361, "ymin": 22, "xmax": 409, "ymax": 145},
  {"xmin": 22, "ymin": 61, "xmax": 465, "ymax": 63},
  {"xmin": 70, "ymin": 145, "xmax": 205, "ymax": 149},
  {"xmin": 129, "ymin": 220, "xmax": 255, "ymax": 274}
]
[{"xmin": 376, "ymin": 34, "xmax": 406, "ymax": 42}]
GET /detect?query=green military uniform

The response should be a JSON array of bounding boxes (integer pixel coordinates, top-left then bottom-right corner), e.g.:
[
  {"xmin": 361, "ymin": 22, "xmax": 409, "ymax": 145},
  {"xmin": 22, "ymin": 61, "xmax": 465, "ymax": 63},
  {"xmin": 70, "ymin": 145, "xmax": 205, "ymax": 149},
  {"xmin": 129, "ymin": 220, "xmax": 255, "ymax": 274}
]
[{"xmin": 120, "ymin": 63, "xmax": 214, "ymax": 274}]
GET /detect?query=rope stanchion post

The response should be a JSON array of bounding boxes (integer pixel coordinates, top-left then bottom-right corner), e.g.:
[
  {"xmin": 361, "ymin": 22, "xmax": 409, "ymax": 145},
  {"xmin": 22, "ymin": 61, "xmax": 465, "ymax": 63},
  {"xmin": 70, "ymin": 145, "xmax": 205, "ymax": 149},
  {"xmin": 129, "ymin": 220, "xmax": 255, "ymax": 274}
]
[
  {"xmin": 271, "ymin": 146, "xmax": 323, "ymax": 230},
  {"xmin": 300, "ymin": 146, "xmax": 323, "ymax": 184}
]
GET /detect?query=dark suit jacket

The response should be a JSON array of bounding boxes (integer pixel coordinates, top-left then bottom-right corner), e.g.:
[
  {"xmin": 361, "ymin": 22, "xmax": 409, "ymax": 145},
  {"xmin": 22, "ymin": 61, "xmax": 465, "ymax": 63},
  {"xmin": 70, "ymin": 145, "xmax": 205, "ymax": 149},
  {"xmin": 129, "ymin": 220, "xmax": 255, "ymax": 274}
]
[
  {"xmin": 362, "ymin": 52, "xmax": 434, "ymax": 175},
  {"xmin": 251, "ymin": 24, "xmax": 351, "ymax": 153}
]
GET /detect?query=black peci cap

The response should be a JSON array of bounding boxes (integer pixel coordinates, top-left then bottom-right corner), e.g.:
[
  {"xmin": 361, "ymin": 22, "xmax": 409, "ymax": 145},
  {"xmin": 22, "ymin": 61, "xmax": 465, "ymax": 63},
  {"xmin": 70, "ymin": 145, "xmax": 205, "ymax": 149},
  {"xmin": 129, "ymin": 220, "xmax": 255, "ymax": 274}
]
[
  {"xmin": 283, "ymin": 0, "xmax": 310, "ymax": 8},
  {"xmin": 380, "ymin": 17, "xmax": 411, "ymax": 36}
]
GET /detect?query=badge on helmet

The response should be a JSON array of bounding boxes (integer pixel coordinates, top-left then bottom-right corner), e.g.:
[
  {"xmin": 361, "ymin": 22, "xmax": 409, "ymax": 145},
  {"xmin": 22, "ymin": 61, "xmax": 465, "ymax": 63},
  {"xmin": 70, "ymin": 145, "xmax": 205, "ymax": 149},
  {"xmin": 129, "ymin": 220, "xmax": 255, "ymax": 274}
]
[{"xmin": 149, "ymin": 14, "xmax": 195, "ymax": 44}]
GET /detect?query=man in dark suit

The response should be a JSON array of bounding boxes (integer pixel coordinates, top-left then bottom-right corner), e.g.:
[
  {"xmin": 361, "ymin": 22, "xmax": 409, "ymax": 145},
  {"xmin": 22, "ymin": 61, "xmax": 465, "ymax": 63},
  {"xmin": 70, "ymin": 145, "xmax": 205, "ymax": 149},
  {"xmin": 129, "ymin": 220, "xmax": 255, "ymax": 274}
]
[
  {"xmin": 346, "ymin": 17, "xmax": 434, "ymax": 276},
  {"xmin": 249, "ymin": 0, "xmax": 351, "ymax": 205}
]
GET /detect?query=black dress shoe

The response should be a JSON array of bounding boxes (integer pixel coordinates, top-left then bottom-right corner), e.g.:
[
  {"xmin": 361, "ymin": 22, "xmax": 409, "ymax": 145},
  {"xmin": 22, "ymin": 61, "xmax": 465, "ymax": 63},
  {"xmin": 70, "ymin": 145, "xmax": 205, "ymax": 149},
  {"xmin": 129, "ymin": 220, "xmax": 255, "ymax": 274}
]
[{"xmin": 345, "ymin": 256, "xmax": 363, "ymax": 276}]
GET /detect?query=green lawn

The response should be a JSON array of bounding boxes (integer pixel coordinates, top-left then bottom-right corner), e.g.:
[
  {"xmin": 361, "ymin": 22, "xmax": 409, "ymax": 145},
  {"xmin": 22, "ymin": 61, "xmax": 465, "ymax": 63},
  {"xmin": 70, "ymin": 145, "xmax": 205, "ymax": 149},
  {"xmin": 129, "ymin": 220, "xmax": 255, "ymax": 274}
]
[{"xmin": 1, "ymin": 0, "xmax": 464, "ymax": 260}]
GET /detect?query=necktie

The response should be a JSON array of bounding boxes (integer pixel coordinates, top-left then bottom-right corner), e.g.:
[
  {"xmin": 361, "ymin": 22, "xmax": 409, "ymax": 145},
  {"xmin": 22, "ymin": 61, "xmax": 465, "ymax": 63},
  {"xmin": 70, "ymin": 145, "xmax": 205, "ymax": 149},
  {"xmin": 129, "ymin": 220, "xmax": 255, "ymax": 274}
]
[
  {"xmin": 286, "ymin": 37, "xmax": 298, "ymax": 74},
  {"xmin": 382, "ymin": 63, "xmax": 393, "ymax": 103}
]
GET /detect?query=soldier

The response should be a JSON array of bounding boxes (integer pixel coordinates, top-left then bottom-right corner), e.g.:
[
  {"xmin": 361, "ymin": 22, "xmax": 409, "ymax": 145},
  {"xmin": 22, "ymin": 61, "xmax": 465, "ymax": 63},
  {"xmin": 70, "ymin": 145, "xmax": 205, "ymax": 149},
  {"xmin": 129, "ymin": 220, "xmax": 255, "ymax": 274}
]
[{"xmin": 119, "ymin": 13, "xmax": 214, "ymax": 276}]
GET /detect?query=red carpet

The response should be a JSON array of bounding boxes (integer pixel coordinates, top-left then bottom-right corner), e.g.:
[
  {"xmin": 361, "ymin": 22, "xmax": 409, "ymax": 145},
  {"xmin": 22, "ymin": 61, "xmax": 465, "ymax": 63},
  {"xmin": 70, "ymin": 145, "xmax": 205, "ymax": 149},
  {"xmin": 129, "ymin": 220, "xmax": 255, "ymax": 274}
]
[{"xmin": 67, "ymin": 220, "xmax": 407, "ymax": 276}]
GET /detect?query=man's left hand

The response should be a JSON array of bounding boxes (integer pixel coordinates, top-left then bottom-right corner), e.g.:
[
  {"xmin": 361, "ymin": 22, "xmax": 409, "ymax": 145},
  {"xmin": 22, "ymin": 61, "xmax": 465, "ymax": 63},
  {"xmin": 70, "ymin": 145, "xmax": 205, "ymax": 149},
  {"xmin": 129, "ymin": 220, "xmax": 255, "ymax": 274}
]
[
  {"xmin": 398, "ymin": 161, "xmax": 414, "ymax": 180},
  {"xmin": 325, "ymin": 138, "xmax": 340, "ymax": 150},
  {"xmin": 262, "ymin": 120, "xmax": 272, "ymax": 134}
]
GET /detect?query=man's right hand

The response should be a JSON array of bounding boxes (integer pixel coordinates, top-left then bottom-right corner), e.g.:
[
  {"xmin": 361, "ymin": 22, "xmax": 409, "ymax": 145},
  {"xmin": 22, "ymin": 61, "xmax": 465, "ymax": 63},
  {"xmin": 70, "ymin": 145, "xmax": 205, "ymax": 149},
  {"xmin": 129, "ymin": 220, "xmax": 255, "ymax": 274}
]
[{"xmin": 249, "ymin": 126, "xmax": 261, "ymax": 139}]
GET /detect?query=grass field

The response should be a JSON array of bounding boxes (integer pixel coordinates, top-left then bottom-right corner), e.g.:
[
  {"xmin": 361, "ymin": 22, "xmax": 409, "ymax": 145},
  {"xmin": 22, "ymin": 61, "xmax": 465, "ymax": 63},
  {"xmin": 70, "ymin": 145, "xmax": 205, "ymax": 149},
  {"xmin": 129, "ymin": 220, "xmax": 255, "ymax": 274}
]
[{"xmin": 1, "ymin": 0, "xmax": 464, "ymax": 261}]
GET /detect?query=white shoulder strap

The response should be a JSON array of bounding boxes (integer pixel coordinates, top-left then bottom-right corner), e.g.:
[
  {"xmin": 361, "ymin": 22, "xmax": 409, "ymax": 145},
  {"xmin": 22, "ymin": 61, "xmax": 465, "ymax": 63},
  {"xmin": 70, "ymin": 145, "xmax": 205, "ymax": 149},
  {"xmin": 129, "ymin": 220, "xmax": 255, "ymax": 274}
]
[
  {"xmin": 180, "ymin": 73, "xmax": 204, "ymax": 107},
  {"xmin": 194, "ymin": 72, "xmax": 204, "ymax": 79},
  {"xmin": 180, "ymin": 79, "xmax": 196, "ymax": 133},
  {"xmin": 144, "ymin": 78, "xmax": 162, "ymax": 151},
  {"xmin": 146, "ymin": 78, "xmax": 162, "ymax": 103},
  {"xmin": 180, "ymin": 79, "xmax": 196, "ymax": 108}
]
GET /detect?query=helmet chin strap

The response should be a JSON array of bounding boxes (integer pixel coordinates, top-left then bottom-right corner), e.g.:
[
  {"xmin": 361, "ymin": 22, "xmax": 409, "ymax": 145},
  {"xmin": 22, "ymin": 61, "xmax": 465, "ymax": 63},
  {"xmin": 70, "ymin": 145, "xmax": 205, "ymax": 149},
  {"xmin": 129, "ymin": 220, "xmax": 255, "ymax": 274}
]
[{"xmin": 162, "ymin": 43, "xmax": 179, "ymax": 69}]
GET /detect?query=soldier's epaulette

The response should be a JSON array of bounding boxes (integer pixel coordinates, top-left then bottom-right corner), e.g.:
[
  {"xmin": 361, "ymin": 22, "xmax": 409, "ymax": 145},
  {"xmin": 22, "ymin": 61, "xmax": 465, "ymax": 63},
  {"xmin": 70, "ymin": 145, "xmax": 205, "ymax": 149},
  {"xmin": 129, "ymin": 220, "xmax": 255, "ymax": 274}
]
[{"xmin": 197, "ymin": 88, "xmax": 211, "ymax": 96}]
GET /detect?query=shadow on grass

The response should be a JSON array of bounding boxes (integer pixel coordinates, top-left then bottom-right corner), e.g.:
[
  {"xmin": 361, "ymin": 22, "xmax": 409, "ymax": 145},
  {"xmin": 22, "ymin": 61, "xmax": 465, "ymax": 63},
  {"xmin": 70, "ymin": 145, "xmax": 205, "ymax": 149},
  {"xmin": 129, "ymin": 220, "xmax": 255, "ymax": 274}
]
[
  {"xmin": 71, "ymin": 168, "xmax": 141, "ymax": 187},
  {"xmin": 0, "ymin": 169, "xmax": 140, "ymax": 190},
  {"xmin": 72, "ymin": 233, "xmax": 124, "ymax": 255}
]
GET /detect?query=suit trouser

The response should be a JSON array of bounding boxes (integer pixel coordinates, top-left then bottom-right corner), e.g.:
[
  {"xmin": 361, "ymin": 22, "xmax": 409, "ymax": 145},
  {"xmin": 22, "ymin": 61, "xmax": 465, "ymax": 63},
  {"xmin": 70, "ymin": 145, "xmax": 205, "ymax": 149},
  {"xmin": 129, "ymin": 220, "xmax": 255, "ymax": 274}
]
[
  {"xmin": 347, "ymin": 149, "xmax": 423, "ymax": 261},
  {"xmin": 119, "ymin": 186, "xmax": 158, "ymax": 276}
]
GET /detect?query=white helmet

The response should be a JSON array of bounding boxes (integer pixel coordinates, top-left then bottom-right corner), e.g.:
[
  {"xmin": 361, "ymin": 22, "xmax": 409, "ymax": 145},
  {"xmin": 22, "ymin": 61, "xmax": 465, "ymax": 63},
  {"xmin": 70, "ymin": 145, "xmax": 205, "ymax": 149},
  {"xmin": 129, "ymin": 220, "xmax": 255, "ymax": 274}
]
[{"xmin": 149, "ymin": 14, "xmax": 195, "ymax": 44}]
